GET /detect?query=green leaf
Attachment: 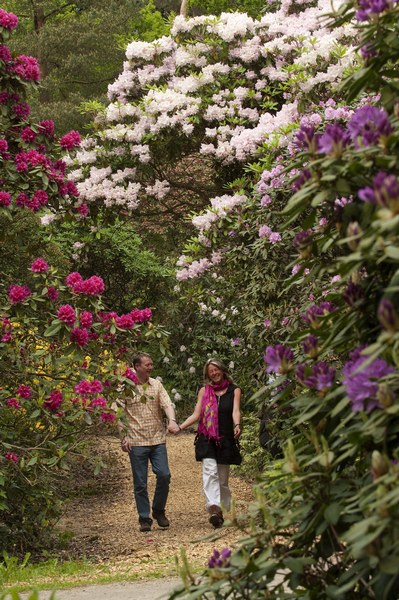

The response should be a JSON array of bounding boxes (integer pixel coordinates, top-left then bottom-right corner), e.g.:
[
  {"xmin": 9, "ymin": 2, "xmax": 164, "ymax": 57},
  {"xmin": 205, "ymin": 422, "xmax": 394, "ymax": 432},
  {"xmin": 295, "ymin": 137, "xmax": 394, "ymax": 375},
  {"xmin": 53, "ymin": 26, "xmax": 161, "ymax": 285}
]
[{"xmin": 43, "ymin": 321, "xmax": 63, "ymax": 337}]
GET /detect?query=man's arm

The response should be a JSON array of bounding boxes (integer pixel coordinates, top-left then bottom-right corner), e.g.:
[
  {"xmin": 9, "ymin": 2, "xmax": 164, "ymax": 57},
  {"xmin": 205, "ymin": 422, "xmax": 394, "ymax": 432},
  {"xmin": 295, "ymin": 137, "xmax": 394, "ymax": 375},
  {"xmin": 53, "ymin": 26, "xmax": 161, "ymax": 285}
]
[{"xmin": 164, "ymin": 403, "xmax": 180, "ymax": 434}]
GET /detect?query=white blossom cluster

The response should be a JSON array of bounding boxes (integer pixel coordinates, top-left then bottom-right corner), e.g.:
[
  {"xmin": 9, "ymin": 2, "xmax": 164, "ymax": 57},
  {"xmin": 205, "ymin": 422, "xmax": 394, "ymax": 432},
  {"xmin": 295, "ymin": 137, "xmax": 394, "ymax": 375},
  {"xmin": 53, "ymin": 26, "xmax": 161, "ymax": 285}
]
[{"xmin": 192, "ymin": 194, "xmax": 247, "ymax": 232}]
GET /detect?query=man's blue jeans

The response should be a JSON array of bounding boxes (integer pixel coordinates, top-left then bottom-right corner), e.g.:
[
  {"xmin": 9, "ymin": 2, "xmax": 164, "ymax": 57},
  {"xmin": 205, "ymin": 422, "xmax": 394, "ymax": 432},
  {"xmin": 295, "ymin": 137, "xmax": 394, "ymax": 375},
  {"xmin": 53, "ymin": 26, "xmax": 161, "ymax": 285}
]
[{"xmin": 128, "ymin": 444, "xmax": 171, "ymax": 520}]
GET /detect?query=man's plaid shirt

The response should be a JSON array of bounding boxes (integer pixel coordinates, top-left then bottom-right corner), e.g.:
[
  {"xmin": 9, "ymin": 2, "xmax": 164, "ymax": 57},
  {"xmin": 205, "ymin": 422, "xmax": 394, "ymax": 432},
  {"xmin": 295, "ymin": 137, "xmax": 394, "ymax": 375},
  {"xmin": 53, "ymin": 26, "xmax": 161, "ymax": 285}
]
[{"xmin": 115, "ymin": 377, "xmax": 173, "ymax": 446}]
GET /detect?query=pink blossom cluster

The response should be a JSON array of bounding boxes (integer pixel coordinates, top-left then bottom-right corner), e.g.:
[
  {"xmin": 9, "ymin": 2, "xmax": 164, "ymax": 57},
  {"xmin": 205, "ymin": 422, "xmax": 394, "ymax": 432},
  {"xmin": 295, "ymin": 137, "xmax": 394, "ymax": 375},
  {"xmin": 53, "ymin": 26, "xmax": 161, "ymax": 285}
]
[
  {"xmin": 30, "ymin": 258, "xmax": 49, "ymax": 273},
  {"xmin": 8, "ymin": 284, "xmax": 31, "ymax": 304},
  {"xmin": 7, "ymin": 397, "xmax": 21, "ymax": 409},
  {"xmin": 15, "ymin": 190, "xmax": 48, "ymax": 212},
  {"xmin": 124, "ymin": 368, "xmax": 139, "ymax": 384},
  {"xmin": 17, "ymin": 384, "xmax": 32, "ymax": 398},
  {"xmin": 99, "ymin": 307, "xmax": 152, "ymax": 330},
  {"xmin": 0, "ymin": 9, "xmax": 18, "ymax": 30},
  {"xmin": 73, "ymin": 379, "xmax": 114, "ymax": 421},
  {"xmin": 65, "ymin": 272, "xmax": 105, "ymax": 296},
  {"xmin": 1, "ymin": 317, "xmax": 12, "ymax": 342},
  {"xmin": 5, "ymin": 451, "xmax": 19, "ymax": 462},
  {"xmin": 258, "ymin": 224, "xmax": 282, "ymax": 244},
  {"xmin": 176, "ymin": 250, "xmax": 224, "ymax": 281},
  {"xmin": 11, "ymin": 55, "xmax": 40, "ymax": 82},
  {"xmin": 60, "ymin": 131, "xmax": 81, "ymax": 150},
  {"xmin": 44, "ymin": 389, "xmax": 63, "ymax": 412}
]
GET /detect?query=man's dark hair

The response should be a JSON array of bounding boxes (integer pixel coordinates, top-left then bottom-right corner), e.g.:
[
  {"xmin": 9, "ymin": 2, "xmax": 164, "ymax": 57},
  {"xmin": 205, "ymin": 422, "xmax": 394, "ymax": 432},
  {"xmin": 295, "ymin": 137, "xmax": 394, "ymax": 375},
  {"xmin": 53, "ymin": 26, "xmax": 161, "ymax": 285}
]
[{"xmin": 132, "ymin": 352, "xmax": 152, "ymax": 368}]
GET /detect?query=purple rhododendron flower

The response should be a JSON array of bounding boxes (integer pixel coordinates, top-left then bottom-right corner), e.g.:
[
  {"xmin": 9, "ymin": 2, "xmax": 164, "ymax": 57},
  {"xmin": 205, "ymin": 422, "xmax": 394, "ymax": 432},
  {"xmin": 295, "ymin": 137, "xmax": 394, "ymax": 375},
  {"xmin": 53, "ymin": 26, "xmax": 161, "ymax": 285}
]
[
  {"xmin": 208, "ymin": 548, "xmax": 232, "ymax": 569},
  {"xmin": 264, "ymin": 344, "xmax": 294, "ymax": 374},
  {"xmin": 304, "ymin": 362, "xmax": 336, "ymax": 392},
  {"xmin": 318, "ymin": 123, "xmax": 350, "ymax": 155},
  {"xmin": 302, "ymin": 335, "xmax": 319, "ymax": 357},
  {"xmin": 343, "ymin": 283, "xmax": 364, "ymax": 306},
  {"xmin": 342, "ymin": 348, "xmax": 395, "ymax": 412},
  {"xmin": 292, "ymin": 169, "xmax": 311, "ymax": 192},
  {"xmin": 358, "ymin": 171, "xmax": 399, "ymax": 210},
  {"xmin": 295, "ymin": 124, "xmax": 317, "ymax": 151},
  {"xmin": 378, "ymin": 298, "xmax": 399, "ymax": 333},
  {"xmin": 348, "ymin": 106, "xmax": 392, "ymax": 148},
  {"xmin": 356, "ymin": 0, "xmax": 395, "ymax": 21}
]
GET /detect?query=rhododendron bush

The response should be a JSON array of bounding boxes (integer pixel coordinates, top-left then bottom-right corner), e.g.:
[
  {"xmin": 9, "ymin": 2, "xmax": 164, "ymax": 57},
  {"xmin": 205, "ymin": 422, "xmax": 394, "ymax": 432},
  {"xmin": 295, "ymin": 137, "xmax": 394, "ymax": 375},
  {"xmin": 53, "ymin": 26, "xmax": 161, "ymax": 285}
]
[
  {"xmin": 0, "ymin": 11, "xmax": 161, "ymax": 551},
  {"xmin": 169, "ymin": 1, "xmax": 399, "ymax": 598},
  {"xmin": 66, "ymin": 0, "xmax": 358, "ymax": 232}
]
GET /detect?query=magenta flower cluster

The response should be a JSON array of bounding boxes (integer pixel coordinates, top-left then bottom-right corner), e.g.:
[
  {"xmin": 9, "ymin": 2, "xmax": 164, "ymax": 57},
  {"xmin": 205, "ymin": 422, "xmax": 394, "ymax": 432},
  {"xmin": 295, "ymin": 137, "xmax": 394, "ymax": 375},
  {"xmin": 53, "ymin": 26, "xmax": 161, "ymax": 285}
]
[
  {"xmin": 5, "ymin": 451, "xmax": 19, "ymax": 462},
  {"xmin": 12, "ymin": 55, "xmax": 40, "ymax": 82},
  {"xmin": 57, "ymin": 304, "xmax": 76, "ymax": 326},
  {"xmin": 1, "ymin": 317, "xmax": 12, "ymax": 342},
  {"xmin": 59, "ymin": 130, "xmax": 81, "ymax": 150},
  {"xmin": 66, "ymin": 272, "xmax": 105, "ymax": 296},
  {"xmin": 44, "ymin": 390, "xmax": 63, "ymax": 412},
  {"xmin": 124, "ymin": 368, "xmax": 139, "ymax": 384},
  {"xmin": 74, "ymin": 379, "xmax": 104, "ymax": 396},
  {"xmin": 342, "ymin": 347, "xmax": 395, "ymax": 412},
  {"xmin": 30, "ymin": 258, "xmax": 49, "ymax": 273},
  {"xmin": 8, "ymin": 284, "xmax": 31, "ymax": 304},
  {"xmin": 0, "ymin": 9, "xmax": 18, "ymax": 30}
]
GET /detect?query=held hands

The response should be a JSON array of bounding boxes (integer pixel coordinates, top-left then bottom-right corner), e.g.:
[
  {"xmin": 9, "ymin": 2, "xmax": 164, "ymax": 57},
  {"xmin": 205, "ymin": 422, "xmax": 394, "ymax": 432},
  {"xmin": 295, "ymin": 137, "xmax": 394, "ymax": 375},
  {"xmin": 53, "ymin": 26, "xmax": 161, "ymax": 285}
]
[
  {"xmin": 121, "ymin": 437, "xmax": 132, "ymax": 452},
  {"xmin": 168, "ymin": 420, "xmax": 181, "ymax": 435}
]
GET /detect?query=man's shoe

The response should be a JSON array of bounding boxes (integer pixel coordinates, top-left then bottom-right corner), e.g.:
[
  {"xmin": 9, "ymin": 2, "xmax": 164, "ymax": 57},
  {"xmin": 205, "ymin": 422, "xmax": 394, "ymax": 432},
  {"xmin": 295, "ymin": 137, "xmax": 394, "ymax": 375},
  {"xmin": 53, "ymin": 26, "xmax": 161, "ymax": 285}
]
[
  {"xmin": 139, "ymin": 517, "xmax": 153, "ymax": 532},
  {"xmin": 152, "ymin": 510, "xmax": 170, "ymax": 529},
  {"xmin": 209, "ymin": 505, "xmax": 224, "ymax": 529}
]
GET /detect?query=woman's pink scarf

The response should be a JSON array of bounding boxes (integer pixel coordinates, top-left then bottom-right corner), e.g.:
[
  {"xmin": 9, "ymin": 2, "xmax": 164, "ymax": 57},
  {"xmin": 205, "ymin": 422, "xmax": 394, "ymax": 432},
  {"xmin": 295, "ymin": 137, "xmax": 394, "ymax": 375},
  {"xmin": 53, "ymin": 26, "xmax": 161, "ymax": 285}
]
[{"xmin": 197, "ymin": 379, "xmax": 230, "ymax": 440}]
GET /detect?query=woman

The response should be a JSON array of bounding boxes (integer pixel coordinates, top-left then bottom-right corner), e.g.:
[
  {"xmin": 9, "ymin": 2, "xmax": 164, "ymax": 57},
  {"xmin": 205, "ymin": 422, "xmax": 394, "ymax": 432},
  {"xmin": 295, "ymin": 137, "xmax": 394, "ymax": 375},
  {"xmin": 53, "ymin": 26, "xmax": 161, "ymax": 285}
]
[{"xmin": 178, "ymin": 358, "xmax": 241, "ymax": 528}]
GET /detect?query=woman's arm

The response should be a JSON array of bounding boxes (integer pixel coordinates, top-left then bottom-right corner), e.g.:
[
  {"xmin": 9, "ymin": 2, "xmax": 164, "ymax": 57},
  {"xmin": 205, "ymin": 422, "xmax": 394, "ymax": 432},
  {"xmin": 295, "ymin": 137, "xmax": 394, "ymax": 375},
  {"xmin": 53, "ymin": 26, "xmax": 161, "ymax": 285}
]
[
  {"xmin": 179, "ymin": 387, "xmax": 204, "ymax": 431},
  {"xmin": 232, "ymin": 387, "xmax": 241, "ymax": 439}
]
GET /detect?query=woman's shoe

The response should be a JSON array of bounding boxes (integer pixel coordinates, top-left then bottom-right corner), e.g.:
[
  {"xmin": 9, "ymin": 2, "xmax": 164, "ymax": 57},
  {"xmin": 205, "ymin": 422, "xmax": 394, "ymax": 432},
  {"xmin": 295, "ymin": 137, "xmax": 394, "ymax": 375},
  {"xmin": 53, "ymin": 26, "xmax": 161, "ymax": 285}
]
[{"xmin": 208, "ymin": 505, "xmax": 224, "ymax": 528}]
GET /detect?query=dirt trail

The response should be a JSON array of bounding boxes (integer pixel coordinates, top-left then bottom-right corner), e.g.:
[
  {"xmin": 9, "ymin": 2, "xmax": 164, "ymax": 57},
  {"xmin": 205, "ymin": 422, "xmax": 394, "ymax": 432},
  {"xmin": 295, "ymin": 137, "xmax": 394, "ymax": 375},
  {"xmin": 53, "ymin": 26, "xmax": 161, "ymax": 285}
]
[{"xmin": 58, "ymin": 433, "xmax": 254, "ymax": 578}]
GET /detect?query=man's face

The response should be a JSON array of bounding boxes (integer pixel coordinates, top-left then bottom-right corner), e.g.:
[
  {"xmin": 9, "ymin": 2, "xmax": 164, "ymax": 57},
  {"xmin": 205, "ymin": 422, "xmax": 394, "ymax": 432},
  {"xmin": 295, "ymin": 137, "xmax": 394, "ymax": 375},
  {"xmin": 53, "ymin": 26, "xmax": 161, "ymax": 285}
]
[{"xmin": 136, "ymin": 356, "xmax": 153, "ymax": 382}]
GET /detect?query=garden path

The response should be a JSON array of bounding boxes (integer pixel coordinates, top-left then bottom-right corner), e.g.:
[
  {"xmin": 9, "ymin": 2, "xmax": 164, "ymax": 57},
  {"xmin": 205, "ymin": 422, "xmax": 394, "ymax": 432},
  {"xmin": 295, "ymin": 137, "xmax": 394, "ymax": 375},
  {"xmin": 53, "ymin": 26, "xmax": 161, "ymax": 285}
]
[{"xmin": 57, "ymin": 433, "xmax": 254, "ymax": 581}]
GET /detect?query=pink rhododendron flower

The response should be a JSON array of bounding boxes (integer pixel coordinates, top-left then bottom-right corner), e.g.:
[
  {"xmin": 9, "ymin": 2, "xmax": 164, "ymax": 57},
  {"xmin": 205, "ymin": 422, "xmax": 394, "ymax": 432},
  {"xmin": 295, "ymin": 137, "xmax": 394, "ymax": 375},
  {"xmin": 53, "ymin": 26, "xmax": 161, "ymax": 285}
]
[
  {"xmin": 70, "ymin": 327, "xmax": 89, "ymax": 346},
  {"xmin": 263, "ymin": 319, "xmax": 272, "ymax": 328},
  {"xmin": 90, "ymin": 397, "xmax": 107, "ymax": 409},
  {"xmin": 21, "ymin": 126, "xmax": 37, "ymax": 143},
  {"xmin": 44, "ymin": 390, "xmax": 63, "ymax": 412},
  {"xmin": 12, "ymin": 101, "xmax": 30, "ymax": 119},
  {"xmin": 79, "ymin": 311, "xmax": 93, "ymax": 328},
  {"xmin": 76, "ymin": 203, "xmax": 89, "ymax": 217},
  {"xmin": 39, "ymin": 120, "xmax": 55, "ymax": 137},
  {"xmin": 57, "ymin": 304, "xmax": 76, "ymax": 326},
  {"xmin": 5, "ymin": 451, "xmax": 19, "ymax": 462},
  {"xmin": 0, "ymin": 191, "xmax": 11, "ymax": 207},
  {"xmin": 124, "ymin": 368, "xmax": 139, "ymax": 384},
  {"xmin": 7, "ymin": 398, "xmax": 21, "ymax": 409},
  {"xmin": 12, "ymin": 55, "xmax": 40, "ymax": 81},
  {"xmin": 31, "ymin": 258, "xmax": 49, "ymax": 273},
  {"xmin": 60, "ymin": 130, "xmax": 81, "ymax": 149},
  {"xmin": 17, "ymin": 384, "xmax": 32, "ymax": 398},
  {"xmin": 65, "ymin": 271, "xmax": 83, "ymax": 289},
  {"xmin": 8, "ymin": 284, "xmax": 31, "ymax": 304},
  {"xmin": 100, "ymin": 412, "xmax": 115, "ymax": 422},
  {"xmin": 0, "ymin": 9, "xmax": 18, "ymax": 30},
  {"xmin": 47, "ymin": 287, "xmax": 59, "ymax": 302}
]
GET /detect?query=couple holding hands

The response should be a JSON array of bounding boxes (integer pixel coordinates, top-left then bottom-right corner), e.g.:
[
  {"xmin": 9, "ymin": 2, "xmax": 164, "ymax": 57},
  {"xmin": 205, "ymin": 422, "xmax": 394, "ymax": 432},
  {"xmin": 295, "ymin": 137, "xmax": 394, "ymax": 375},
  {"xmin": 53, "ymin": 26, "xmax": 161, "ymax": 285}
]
[{"xmin": 117, "ymin": 353, "xmax": 241, "ymax": 532}]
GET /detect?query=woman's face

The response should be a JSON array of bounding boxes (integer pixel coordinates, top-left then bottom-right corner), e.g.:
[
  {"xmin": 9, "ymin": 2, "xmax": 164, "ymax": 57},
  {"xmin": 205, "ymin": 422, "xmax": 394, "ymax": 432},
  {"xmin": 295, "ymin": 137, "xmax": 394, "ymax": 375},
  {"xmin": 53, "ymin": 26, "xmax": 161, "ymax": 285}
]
[{"xmin": 207, "ymin": 363, "xmax": 224, "ymax": 383}]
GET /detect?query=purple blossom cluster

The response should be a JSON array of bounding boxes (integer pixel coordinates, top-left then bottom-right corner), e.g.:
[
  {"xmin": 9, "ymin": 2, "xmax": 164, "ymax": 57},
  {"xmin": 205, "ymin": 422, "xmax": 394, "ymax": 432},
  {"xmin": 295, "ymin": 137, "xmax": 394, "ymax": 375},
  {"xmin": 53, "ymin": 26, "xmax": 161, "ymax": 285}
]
[
  {"xmin": 342, "ymin": 347, "xmax": 395, "ymax": 412},
  {"xmin": 318, "ymin": 123, "xmax": 350, "ymax": 155},
  {"xmin": 264, "ymin": 344, "xmax": 294, "ymax": 375},
  {"xmin": 301, "ymin": 302, "xmax": 336, "ymax": 328},
  {"xmin": 302, "ymin": 335, "xmax": 319, "ymax": 358},
  {"xmin": 358, "ymin": 171, "xmax": 399, "ymax": 212},
  {"xmin": 378, "ymin": 298, "xmax": 399, "ymax": 333},
  {"xmin": 296, "ymin": 361, "xmax": 336, "ymax": 392},
  {"xmin": 208, "ymin": 548, "xmax": 232, "ymax": 569},
  {"xmin": 348, "ymin": 106, "xmax": 392, "ymax": 148},
  {"xmin": 343, "ymin": 283, "xmax": 364, "ymax": 306},
  {"xmin": 356, "ymin": 0, "xmax": 398, "ymax": 21}
]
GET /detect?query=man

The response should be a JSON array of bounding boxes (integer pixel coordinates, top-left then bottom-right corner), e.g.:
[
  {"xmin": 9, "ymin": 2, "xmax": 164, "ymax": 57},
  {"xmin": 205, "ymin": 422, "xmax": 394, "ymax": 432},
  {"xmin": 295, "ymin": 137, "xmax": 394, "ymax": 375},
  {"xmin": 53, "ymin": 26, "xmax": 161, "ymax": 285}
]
[{"xmin": 116, "ymin": 352, "xmax": 180, "ymax": 532}]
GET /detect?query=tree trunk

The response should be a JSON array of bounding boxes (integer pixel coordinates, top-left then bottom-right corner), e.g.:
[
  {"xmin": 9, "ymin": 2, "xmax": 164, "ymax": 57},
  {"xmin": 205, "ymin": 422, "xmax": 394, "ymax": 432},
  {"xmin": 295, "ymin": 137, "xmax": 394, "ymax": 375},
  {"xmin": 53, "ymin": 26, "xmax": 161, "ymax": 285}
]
[{"xmin": 180, "ymin": 0, "xmax": 189, "ymax": 17}]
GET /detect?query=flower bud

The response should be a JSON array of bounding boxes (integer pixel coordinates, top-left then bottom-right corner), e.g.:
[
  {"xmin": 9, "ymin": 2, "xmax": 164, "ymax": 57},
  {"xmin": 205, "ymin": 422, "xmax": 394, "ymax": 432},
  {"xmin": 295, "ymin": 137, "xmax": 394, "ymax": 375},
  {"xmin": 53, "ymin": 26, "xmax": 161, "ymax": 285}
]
[
  {"xmin": 377, "ymin": 298, "xmax": 399, "ymax": 334},
  {"xmin": 377, "ymin": 383, "xmax": 395, "ymax": 408},
  {"xmin": 346, "ymin": 221, "xmax": 362, "ymax": 251},
  {"xmin": 371, "ymin": 450, "xmax": 389, "ymax": 480}
]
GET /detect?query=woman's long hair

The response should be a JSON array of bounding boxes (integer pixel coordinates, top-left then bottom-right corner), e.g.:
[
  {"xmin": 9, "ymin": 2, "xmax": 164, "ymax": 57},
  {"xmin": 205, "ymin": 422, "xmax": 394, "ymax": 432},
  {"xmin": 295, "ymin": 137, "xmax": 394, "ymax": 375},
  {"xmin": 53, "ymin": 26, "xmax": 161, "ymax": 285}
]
[{"xmin": 203, "ymin": 358, "xmax": 233, "ymax": 385}]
